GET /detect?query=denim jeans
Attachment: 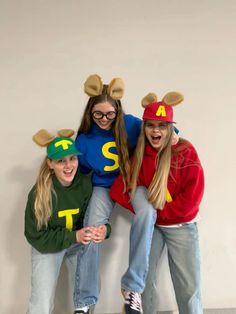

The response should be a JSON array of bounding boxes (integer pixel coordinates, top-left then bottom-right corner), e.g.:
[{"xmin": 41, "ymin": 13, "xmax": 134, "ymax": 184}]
[
  {"xmin": 142, "ymin": 223, "xmax": 202, "ymax": 314},
  {"xmin": 74, "ymin": 186, "xmax": 114, "ymax": 307},
  {"xmin": 121, "ymin": 186, "xmax": 157, "ymax": 293},
  {"xmin": 27, "ymin": 244, "xmax": 80, "ymax": 314}
]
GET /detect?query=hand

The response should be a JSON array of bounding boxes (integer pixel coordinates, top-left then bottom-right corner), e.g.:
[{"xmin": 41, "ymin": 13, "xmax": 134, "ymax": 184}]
[
  {"xmin": 91, "ymin": 224, "xmax": 107, "ymax": 244},
  {"xmin": 76, "ymin": 226, "xmax": 95, "ymax": 245}
]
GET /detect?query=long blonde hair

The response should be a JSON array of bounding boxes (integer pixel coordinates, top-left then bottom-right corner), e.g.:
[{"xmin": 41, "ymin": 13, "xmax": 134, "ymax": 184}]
[
  {"xmin": 34, "ymin": 157, "xmax": 55, "ymax": 230},
  {"xmin": 130, "ymin": 122, "xmax": 174, "ymax": 209}
]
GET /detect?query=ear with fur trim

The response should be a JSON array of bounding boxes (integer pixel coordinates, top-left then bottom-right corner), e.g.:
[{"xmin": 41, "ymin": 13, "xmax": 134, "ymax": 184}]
[
  {"xmin": 84, "ymin": 74, "xmax": 103, "ymax": 97},
  {"xmin": 57, "ymin": 129, "xmax": 75, "ymax": 138},
  {"xmin": 32, "ymin": 129, "xmax": 55, "ymax": 147},
  {"xmin": 162, "ymin": 92, "xmax": 184, "ymax": 106},
  {"xmin": 141, "ymin": 93, "xmax": 158, "ymax": 108},
  {"xmin": 107, "ymin": 78, "xmax": 125, "ymax": 100}
]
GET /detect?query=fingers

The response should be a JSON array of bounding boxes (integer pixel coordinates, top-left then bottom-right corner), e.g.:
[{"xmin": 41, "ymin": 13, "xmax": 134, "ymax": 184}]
[
  {"xmin": 92, "ymin": 225, "xmax": 107, "ymax": 243},
  {"xmin": 76, "ymin": 227, "xmax": 94, "ymax": 244},
  {"xmin": 76, "ymin": 225, "xmax": 107, "ymax": 244}
]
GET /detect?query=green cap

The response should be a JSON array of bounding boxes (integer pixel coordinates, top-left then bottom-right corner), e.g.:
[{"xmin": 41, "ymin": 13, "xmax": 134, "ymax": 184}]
[{"xmin": 47, "ymin": 137, "xmax": 81, "ymax": 160}]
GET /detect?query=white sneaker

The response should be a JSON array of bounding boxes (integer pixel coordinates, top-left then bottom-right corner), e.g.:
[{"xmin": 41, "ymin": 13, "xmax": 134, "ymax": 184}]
[{"xmin": 122, "ymin": 290, "xmax": 143, "ymax": 314}]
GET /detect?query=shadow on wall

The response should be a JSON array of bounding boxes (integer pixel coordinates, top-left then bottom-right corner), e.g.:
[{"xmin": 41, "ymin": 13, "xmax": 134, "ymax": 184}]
[
  {"xmin": 54, "ymin": 264, "xmax": 73, "ymax": 313},
  {"xmin": 96, "ymin": 204, "xmax": 133, "ymax": 313},
  {"xmin": 5, "ymin": 162, "xmax": 38, "ymax": 312}
]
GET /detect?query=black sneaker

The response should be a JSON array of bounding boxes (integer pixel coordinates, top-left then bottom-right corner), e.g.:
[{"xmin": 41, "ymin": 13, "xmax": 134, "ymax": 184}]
[
  {"xmin": 122, "ymin": 290, "xmax": 143, "ymax": 314},
  {"xmin": 74, "ymin": 308, "xmax": 90, "ymax": 314}
]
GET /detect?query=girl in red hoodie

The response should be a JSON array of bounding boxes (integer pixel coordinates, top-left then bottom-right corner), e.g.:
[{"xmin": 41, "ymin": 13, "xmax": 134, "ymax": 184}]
[{"xmin": 110, "ymin": 92, "xmax": 204, "ymax": 314}]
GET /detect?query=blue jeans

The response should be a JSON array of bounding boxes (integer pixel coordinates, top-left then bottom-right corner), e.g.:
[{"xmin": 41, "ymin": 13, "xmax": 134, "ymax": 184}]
[
  {"xmin": 121, "ymin": 186, "xmax": 157, "ymax": 293},
  {"xmin": 142, "ymin": 223, "xmax": 202, "ymax": 314},
  {"xmin": 27, "ymin": 244, "xmax": 80, "ymax": 314},
  {"xmin": 74, "ymin": 187, "xmax": 114, "ymax": 307}
]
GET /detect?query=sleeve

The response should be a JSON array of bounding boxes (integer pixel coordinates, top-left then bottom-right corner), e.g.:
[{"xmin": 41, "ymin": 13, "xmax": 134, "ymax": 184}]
[
  {"xmin": 24, "ymin": 192, "xmax": 77, "ymax": 254},
  {"xmin": 124, "ymin": 114, "xmax": 142, "ymax": 150},
  {"xmin": 131, "ymin": 115, "xmax": 142, "ymax": 137},
  {"xmin": 159, "ymin": 146, "xmax": 204, "ymax": 221},
  {"xmin": 105, "ymin": 223, "xmax": 112, "ymax": 239},
  {"xmin": 75, "ymin": 135, "xmax": 92, "ymax": 174},
  {"xmin": 110, "ymin": 174, "xmax": 135, "ymax": 213}
]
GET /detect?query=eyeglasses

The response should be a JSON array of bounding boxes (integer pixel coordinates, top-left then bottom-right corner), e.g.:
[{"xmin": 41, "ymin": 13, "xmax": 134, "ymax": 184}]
[{"xmin": 92, "ymin": 111, "xmax": 117, "ymax": 120}]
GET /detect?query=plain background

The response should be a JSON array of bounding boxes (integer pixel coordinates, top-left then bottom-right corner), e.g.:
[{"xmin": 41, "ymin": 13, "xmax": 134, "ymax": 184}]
[{"xmin": 1, "ymin": 0, "xmax": 236, "ymax": 313}]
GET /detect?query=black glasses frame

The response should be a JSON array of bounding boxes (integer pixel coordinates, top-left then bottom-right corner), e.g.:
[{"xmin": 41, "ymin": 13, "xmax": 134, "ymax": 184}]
[{"xmin": 92, "ymin": 111, "xmax": 117, "ymax": 120}]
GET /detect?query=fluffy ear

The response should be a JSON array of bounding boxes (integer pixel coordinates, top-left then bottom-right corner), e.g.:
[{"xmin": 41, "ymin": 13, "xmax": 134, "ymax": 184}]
[
  {"xmin": 107, "ymin": 78, "xmax": 125, "ymax": 100},
  {"xmin": 32, "ymin": 129, "xmax": 55, "ymax": 147},
  {"xmin": 57, "ymin": 129, "xmax": 75, "ymax": 138},
  {"xmin": 141, "ymin": 93, "xmax": 158, "ymax": 108},
  {"xmin": 162, "ymin": 92, "xmax": 184, "ymax": 106},
  {"xmin": 84, "ymin": 74, "xmax": 103, "ymax": 97}
]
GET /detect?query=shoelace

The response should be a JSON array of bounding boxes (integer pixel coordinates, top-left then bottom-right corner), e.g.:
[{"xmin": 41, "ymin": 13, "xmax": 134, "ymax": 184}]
[{"xmin": 125, "ymin": 291, "xmax": 143, "ymax": 313}]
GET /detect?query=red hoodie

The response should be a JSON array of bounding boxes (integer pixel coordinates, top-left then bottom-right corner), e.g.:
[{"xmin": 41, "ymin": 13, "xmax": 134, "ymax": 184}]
[{"xmin": 110, "ymin": 140, "xmax": 204, "ymax": 226}]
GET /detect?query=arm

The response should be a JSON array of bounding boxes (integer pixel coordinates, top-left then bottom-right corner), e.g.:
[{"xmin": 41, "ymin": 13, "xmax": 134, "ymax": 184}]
[
  {"xmin": 24, "ymin": 195, "xmax": 78, "ymax": 253},
  {"xmin": 24, "ymin": 181, "xmax": 93, "ymax": 253},
  {"xmin": 75, "ymin": 134, "xmax": 92, "ymax": 174},
  {"xmin": 110, "ymin": 174, "xmax": 135, "ymax": 213},
  {"xmin": 159, "ymin": 145, "xmax": 204, "ymax": 221}
]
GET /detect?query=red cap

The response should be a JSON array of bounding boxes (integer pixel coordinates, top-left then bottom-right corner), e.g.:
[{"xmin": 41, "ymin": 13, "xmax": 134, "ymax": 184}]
[{"xmin": 142, "ymin": 101, "xmax": 175, "ymax": 123}]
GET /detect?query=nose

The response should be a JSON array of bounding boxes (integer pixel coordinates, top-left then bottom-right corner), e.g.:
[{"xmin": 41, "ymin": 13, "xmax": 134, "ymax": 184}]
[
  {"xmin": 64, "ymin": 159, "xmax": 73, "ymax": 167},
  {"xmin": 100, "ymin": 115, "xmax": 108, "ymax": 121},
  {"xmin": 152, "ymin": 126, "xmax": 161, "ymax": 132}
]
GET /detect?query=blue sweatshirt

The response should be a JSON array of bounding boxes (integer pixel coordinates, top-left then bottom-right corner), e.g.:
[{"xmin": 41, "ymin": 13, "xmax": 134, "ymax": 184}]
[{"xmin": 75, "ymin": 114, "xmax": 141, "ymax": 187}]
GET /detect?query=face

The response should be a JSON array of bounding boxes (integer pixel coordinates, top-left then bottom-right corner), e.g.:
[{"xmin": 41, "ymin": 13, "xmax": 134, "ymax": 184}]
[
  {"xmin": 47, "ymin": 155, "xmax": 78, "ymax": 186},
  {"xmin": 92, "ymin": 102, "xmax": 117, "ymax": 130},
  {"xmin": 144, "ymin": 120, "xmax": 170, "ymax": 150}
]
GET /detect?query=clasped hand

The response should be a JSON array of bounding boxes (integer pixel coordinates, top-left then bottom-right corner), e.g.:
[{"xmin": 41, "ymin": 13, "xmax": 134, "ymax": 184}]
[{"xmin": 76, "ymin": 224, "xmax": 107, "ymax": 245}]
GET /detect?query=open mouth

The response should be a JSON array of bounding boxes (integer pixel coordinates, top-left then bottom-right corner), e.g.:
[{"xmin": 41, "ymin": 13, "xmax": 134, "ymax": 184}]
[
  {"xmin": 63, "ymin": 169, "xmax": 74, "ymax": 176},
  {"xmin": 151, "ymin": 135, "xmax": 161, "ymax": 144}
]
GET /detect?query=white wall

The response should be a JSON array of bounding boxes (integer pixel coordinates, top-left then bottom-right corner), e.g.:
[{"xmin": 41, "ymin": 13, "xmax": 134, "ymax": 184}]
[{"xmin": 1, "ymin": 0, "xmax": 236, "ymax": 313}]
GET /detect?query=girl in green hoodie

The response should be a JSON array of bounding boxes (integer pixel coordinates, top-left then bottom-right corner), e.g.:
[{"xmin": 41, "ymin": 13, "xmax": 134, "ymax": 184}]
[{"xmin": 24, "ymin": 129, "xmax": 102, "ymax": 314}]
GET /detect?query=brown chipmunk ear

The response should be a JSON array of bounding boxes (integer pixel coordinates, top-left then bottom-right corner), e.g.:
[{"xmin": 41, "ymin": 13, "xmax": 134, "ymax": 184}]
[
  {"xmin": 57, "ymin": 129, "xmax": 75, "ymax": 138},
  {"xmin": 141, "ymin": 93, "xmax": 158, "ymax": 108},
  {"xmin": 32, "ymin": 129, "xmax": 55, "ymax": 147},
  {"xmin": 162, "ymin": 92, "xmax": 184, "ymax": 106},
  {"xmin": 84, "ymin": 74, "xmax": 103, "ymax": 97},
  {"xmin": 107, "ymin": 78, "xmax": 125, "ymax": 100}
]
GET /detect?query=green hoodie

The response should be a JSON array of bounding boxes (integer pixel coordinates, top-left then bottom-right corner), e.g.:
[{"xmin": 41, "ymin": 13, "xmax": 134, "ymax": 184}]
[{"xmin": 24, "ymin": 170, "xmax": 92, "ymax": 253}]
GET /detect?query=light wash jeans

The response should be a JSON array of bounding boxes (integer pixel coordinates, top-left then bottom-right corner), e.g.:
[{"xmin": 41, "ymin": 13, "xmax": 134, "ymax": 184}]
[
  {"xmin": 74, "ymin": 186, "xmax": 114, "ymax": 307},
  {"xmin": 27, "ymin": 244, "xmax": 80, "ymax": 314},
  {"xmin": 142, "ymin": 223, "xmax": 202, "ymax": 314},
  {"xmin": 121, "ymin": 186, "xmax": 157, "ymax": 293}
]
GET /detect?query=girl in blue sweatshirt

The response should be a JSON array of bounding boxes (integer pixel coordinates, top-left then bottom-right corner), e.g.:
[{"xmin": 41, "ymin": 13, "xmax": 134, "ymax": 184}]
[{"xmin": 73, "ymin": 75, "xmax": 141, "ymax": 313}]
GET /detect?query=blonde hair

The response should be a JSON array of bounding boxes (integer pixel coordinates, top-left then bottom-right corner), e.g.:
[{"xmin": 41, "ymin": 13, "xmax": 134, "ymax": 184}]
[
  {"xmin": 130, "ymin": 122, "xmax": 174, "ymax": 209},
  {"xmin": 34, "ymin": 157, "xmax": 55, "ymax": 230}
]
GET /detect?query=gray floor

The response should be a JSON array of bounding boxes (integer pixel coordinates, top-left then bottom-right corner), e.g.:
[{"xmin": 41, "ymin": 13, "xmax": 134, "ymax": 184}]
[
  {"xmin": 98, "ymin": 310, "xmax": 236, "ymax": 314},
  {"xmin": 204, "ymin": 311, "xmax": 236, "ymax": 314}
]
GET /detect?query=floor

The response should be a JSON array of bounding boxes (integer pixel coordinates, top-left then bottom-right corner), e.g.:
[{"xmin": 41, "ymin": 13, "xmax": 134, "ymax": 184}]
[{"xmin": 97, "ymin": 310, "xmax": 236, "ymax": 314}]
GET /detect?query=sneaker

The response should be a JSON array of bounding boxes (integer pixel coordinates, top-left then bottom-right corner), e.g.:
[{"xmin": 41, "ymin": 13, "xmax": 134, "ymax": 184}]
[
  {"xmin": 122, "ymin": 290, "xmax": 143, "ymax": 314},
  {"xmin": 74, "ymin": 306, "xmax": 90, "ymax": 314}
]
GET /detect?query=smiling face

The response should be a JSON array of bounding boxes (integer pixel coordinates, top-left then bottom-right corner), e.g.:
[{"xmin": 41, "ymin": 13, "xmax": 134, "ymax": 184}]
[
  {"xmin": 144, "ymin": 120, "xmax": 171, "ymax": 150},
  {"xmin": 47, "ymin": 155, "xmax": 78, "ymax": 186},
  {"xmin": 91, "ymin": 101, "xmax": 117, "ymax": 130}
]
